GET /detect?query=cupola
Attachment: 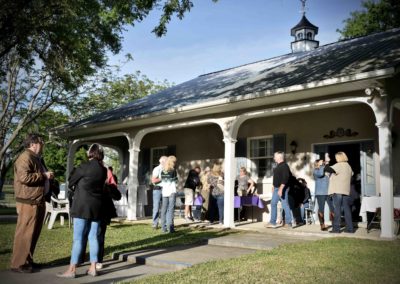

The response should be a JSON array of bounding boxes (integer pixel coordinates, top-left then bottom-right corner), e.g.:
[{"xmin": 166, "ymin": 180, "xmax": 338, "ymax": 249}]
[{"xmin": 291, "ymin": 0, "xmax": 319, "ymax": 53}]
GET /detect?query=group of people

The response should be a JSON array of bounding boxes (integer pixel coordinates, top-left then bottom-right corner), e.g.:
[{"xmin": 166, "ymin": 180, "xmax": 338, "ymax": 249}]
[
  {"xmin": 10, "ymin": 133, "xmax": 121, "ymax": 278},
  {"xmin": 10, "ymin": 132, "xmax": 356, "ymax": 277},
  {"xmin": 151, "ymin": 159, "xmax": 232, "ymax": 230},
  {"xmin": 266, "ymin": 150, "xmax": 355, "ymax": 233}
]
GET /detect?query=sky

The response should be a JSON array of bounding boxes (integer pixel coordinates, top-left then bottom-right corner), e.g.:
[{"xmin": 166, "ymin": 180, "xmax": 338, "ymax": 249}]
[{"xmin": 110, "ymin": 0, "xmax": 365, "ymax": 85}]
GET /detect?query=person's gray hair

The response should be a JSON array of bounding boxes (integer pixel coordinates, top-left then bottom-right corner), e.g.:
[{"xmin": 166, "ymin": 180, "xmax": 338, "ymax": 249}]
[{"xmin": 274, "ymin": 151, "xmax": 285, "ymax": 160}]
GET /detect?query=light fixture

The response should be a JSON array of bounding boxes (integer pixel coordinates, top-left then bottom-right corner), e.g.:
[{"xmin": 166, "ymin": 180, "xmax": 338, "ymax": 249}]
[{"xmin": 290, "ymin": 140, "xmax": 298, "ymax": 154}]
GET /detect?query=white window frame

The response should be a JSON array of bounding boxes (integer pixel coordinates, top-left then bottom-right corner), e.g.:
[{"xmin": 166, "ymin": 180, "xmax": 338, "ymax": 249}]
[
  {"xmin": 247, "ymin": 135, "xmax": 274, "ymax": 181},
  {"xmin": 150, "ymin": 146, "xmax": 168, "ymax": 170}
]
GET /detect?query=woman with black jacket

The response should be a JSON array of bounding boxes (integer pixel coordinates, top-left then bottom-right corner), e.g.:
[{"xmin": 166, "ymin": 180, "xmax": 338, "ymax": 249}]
[{"xmin": 57, "ymin": 144, "xmax": 107, "ymax": 278}]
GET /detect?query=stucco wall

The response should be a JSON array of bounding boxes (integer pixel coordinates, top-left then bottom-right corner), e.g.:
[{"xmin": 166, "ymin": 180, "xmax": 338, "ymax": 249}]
[{"xmin": 139, "ymin": 103, "xmax": 377, "ymax": 193}]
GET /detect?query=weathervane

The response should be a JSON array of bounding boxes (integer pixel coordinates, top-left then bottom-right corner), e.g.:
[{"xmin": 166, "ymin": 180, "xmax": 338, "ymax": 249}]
[{"xmin": 300, "ymin": 0, "xmax": 307, "ymax": 16}]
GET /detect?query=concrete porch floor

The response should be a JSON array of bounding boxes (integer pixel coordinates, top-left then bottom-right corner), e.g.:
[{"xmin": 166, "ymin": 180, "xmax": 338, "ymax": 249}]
[{"xmin": 125, "ymin": 215, "xmax": 395, "ymax": 241}]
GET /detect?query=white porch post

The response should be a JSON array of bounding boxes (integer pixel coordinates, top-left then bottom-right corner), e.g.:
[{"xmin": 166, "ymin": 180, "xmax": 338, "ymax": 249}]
[
  {"xmin": 126, "ymin": 144, "xmax": 140, "ymax": 221},
  {"xmin": 223, "ymin": 136, "xmax": 237, "ymax": 228},
  {"xmin": 377, "ymin": 121, "xmax": 394, "ymax": 238}
]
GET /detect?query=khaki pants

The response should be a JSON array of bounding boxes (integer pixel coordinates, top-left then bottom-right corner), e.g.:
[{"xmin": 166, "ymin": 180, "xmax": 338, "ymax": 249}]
[{"xmin": 11, "ymin": 202, "xmax": 45, "ymax": 269}]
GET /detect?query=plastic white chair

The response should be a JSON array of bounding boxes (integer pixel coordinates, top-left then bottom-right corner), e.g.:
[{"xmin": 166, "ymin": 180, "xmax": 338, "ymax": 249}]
[
  {"xmin": 304, "ymin": 198, "xmax": 315, "ymax": 224},
  {"xmin": 44, "ymin": 196, "xmax": 71, "ymax": 229}
]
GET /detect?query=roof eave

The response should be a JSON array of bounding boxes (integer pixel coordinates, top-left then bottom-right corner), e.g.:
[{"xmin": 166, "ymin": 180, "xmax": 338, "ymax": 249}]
[{"xmin": 54, "ymin": 67, "xmax": 396, "ymax": 138}]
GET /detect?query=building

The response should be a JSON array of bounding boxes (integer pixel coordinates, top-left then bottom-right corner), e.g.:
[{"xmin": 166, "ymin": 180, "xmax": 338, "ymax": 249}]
[{"xmin": 55, "ymin": 9, "xmax": 400, "ymax": 239}]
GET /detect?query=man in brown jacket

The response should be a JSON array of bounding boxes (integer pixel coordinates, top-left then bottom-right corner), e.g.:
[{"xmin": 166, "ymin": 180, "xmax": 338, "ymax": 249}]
[{"xmin": 10, "ymin": 133, "xmax": 53, "ymax": 273}]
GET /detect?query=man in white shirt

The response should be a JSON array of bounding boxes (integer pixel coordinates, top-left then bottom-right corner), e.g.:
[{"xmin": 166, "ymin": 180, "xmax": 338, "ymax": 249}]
[{"xmin": 151, "ymin": 156, "xmax": 167, "ymax": 229}]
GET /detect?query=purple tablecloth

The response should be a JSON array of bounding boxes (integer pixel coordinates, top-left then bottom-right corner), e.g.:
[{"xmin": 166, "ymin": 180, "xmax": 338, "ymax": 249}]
[
  {"xmin": 234, "ymin": 196, "xmax": 264, "ymax": 209},
  {"xmin": 193, "ymin": 195, "xmax": 203, "ymax": 206}
]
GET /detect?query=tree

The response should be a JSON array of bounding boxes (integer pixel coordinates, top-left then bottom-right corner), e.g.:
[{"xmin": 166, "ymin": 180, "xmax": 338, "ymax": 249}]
[
  {"xmin": 337, "ymin": 0, "xmax": 400, "ymax": 39},
  {"xmin": 0, "ymin": 0, "xmax": 216, "ymax": 192},
  {"xmin": 69, "ymin": 69, "xmax": 173, "ymax": 121}
]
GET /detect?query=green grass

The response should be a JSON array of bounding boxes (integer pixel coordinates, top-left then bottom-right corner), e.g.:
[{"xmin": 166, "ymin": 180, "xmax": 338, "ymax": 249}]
[
  {"xmin": 0, "ymin": 207, "xmax": 16, "ymax": 215},
  {"xmin": 0, "ymin": 221, "xmax": 236, "ymax": 271},
  {"xmin": 0, "ymin": 185, "xmax": 15, "ymax": 210},
  {"xmin": 1, "ymin": 215, "xmax": 400, "ymax": 283},
  {"xmin": 128, "ymin": 237, "xmax": 400, "ymax": 284}
]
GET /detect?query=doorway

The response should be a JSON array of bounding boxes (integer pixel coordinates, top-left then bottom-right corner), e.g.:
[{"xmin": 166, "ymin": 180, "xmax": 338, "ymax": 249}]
[{"xmin": 313, "ymin": 141, "xmax": 376, "ymax": 221}]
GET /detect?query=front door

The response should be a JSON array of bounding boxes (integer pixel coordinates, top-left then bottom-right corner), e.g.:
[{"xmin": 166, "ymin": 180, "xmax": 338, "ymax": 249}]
[{"xmin": 313, "ymin": 140, "xmax": 376, "ymax": 197}]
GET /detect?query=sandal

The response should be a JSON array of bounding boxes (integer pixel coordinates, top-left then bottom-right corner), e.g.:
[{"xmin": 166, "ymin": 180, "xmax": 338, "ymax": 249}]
[
  {"xmin": 56, "ymin": 272, "xmax": 76, "ymax": 278},
  {"xmin": 86, "ymin": 269, "xmax": 98, "ymax": 277}
]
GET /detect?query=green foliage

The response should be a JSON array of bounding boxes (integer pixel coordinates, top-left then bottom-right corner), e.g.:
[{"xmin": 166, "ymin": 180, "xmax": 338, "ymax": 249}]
[
  {"xmin": 0, "ymin": 0, "xmax": 214, "ymax": 192},
  {"xmin": 338, "ymin": 0, "xmax": 400, "ymax": 39},
  {"xmin": 73, "ymin": 146, "xmax": 89, "ymax": 168},
  {"xmin": 69, "ymin": 69, "xmax": 173, "ymax": 121},
  {"xmin": 0, "ymin": 0, "xmax": 201, "ymax": 89}
]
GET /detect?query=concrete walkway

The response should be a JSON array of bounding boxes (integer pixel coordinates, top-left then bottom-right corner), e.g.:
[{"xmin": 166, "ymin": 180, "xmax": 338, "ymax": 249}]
[{"xmin": 0, "ymin": 217, "xmax": 387, "ymax": 284}]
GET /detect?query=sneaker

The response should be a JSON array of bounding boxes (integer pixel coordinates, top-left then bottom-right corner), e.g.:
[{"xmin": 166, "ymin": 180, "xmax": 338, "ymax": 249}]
[
  {"xmin": 184, "ymin": 217, "xmax": 192, "ymax": 223},
  {"xmin": 265, "ymin": 223, "xmax": 278, "ymax": 228},
  {"xmin": 282, "ymin": 224, "xmax": 293, "ymax": 229},
  {"xmin": 95, "ymin": 263, "xmax": 103, "ymax": 270}
]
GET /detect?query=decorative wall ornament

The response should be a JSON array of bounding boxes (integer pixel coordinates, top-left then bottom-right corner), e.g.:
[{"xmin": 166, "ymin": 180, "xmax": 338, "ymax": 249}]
[
  {"xmin": 365, "ymin": 86, "xmax": 386, "ymax": 103},
  {"xmin": 323, "ymin": 128, "xmax": 358, "ymax": 139}
]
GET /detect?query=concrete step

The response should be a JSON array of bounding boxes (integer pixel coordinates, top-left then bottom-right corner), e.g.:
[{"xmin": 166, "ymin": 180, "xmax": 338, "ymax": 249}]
[
  {"xmin": 117, "ymin": 244, "xmax": 257, "ymax": 270},
  {"xmin": 207, "ymin": 231, "xmax": 319, "ymax": 250}
]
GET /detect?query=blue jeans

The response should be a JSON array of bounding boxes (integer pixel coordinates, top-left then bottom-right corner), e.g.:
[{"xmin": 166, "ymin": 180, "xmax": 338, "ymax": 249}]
[
  {"xmin": 332, "ymin": 193, "xmax": 353, "ymax": 232},
  {"xmin": 192, "ymin": 205, "xmax": 201, "ymax": 220},
  {"xmin": 209, "ymin": 195, "xmax": 224, "ymax": 223},
  {"xmin": 161, "ymin": 193, "xmax": 176, "ymax": 232},
  {"xmin": 315, "ymin": 195, "xmax": 334, "ymax": 214},
  {"xmin": 152, "ymin": 188, "xmax": 162, "ymax": 227},
  {"xmin": 71, "ymin": 218, "xmax": 100, "ymax": 264},
  {"xmin": 270, "ymin": 187, "xmax": 292, "ymax": 225}
]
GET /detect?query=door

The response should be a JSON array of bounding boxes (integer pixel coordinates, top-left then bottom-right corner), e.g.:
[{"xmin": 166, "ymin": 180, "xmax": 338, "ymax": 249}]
[
  {"xmin": 313, "ymin": 141, "xmax": 376, "ymax": 202},
  {"xmin": 360, "ymin": 141, "xmax": 376, "ymax": 197}
]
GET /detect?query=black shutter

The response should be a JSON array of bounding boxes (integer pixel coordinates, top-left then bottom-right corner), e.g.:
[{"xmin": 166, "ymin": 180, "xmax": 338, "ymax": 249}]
[
  {"xmin": 313, "ymin": 144, "xmax": 328, "ymax": 160},
  {"xmin": 235, "ymin": 138, "xmax": 247, "ymax": 157},
  {"xmin": 140, "ymin": 148, "xmax": 151, "ymax": 176},
  {"xmin": 273, "ymin": 133, "xmax": 286, "ymax": 153}
]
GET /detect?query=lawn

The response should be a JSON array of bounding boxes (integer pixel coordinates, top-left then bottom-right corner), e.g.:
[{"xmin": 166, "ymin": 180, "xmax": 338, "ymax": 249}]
[
  {"xmin": 128, "ymin": 237, "xmax": 400, "ymax": 284},
  {"xmin": 1, "ymin": 220, "xmax": 400, "ymax": 283},
  {"xmin": 0, "ymin": 185, "xmax": 15, "ymax": 215},
  {"xmin": 0, "ymin": 221, "xmax": 236, "ymax": 271},
  {"xmin": 0, "ymin": 185, "xmax": 16, "ymax": 215}
]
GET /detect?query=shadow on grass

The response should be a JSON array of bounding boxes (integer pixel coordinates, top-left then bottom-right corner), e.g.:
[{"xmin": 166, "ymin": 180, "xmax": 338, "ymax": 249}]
[
  {"xmin": 104, "ymin": 226, "xmax": 238, "ymax": 257},
  {"xmin": 44, "ymin": 223, "xmax": 239, "ymax": 268}
]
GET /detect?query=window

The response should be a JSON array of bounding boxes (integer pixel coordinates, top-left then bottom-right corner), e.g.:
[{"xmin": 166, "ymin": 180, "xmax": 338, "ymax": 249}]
[
  {"xmin": 307, "ymin": 32, "xmax": 312, "ymax": 39},
  {"xmin": 248, "ymin": 136, "xmax": 274, "ymax": 178},
  {"xmin": 297, "ymin": 32, "xmax": 303, "ymax": 40},
  {"xmin": 150, "ymin": 146, "xmax": 168, "ymax": 170}
]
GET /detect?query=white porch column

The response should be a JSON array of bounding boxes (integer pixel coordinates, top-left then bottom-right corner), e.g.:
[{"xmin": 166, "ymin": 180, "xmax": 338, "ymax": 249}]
[
  {"xmin": 126, "ymin": 145, "xmax": 140, "ymax": 221},
  {"xmin": 223, "ymin": 137, "xmax": 237, "ymax": 228},
  {"xmin": 377, "ymin": 121, "xmax": 394, "ymax": 238}
]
